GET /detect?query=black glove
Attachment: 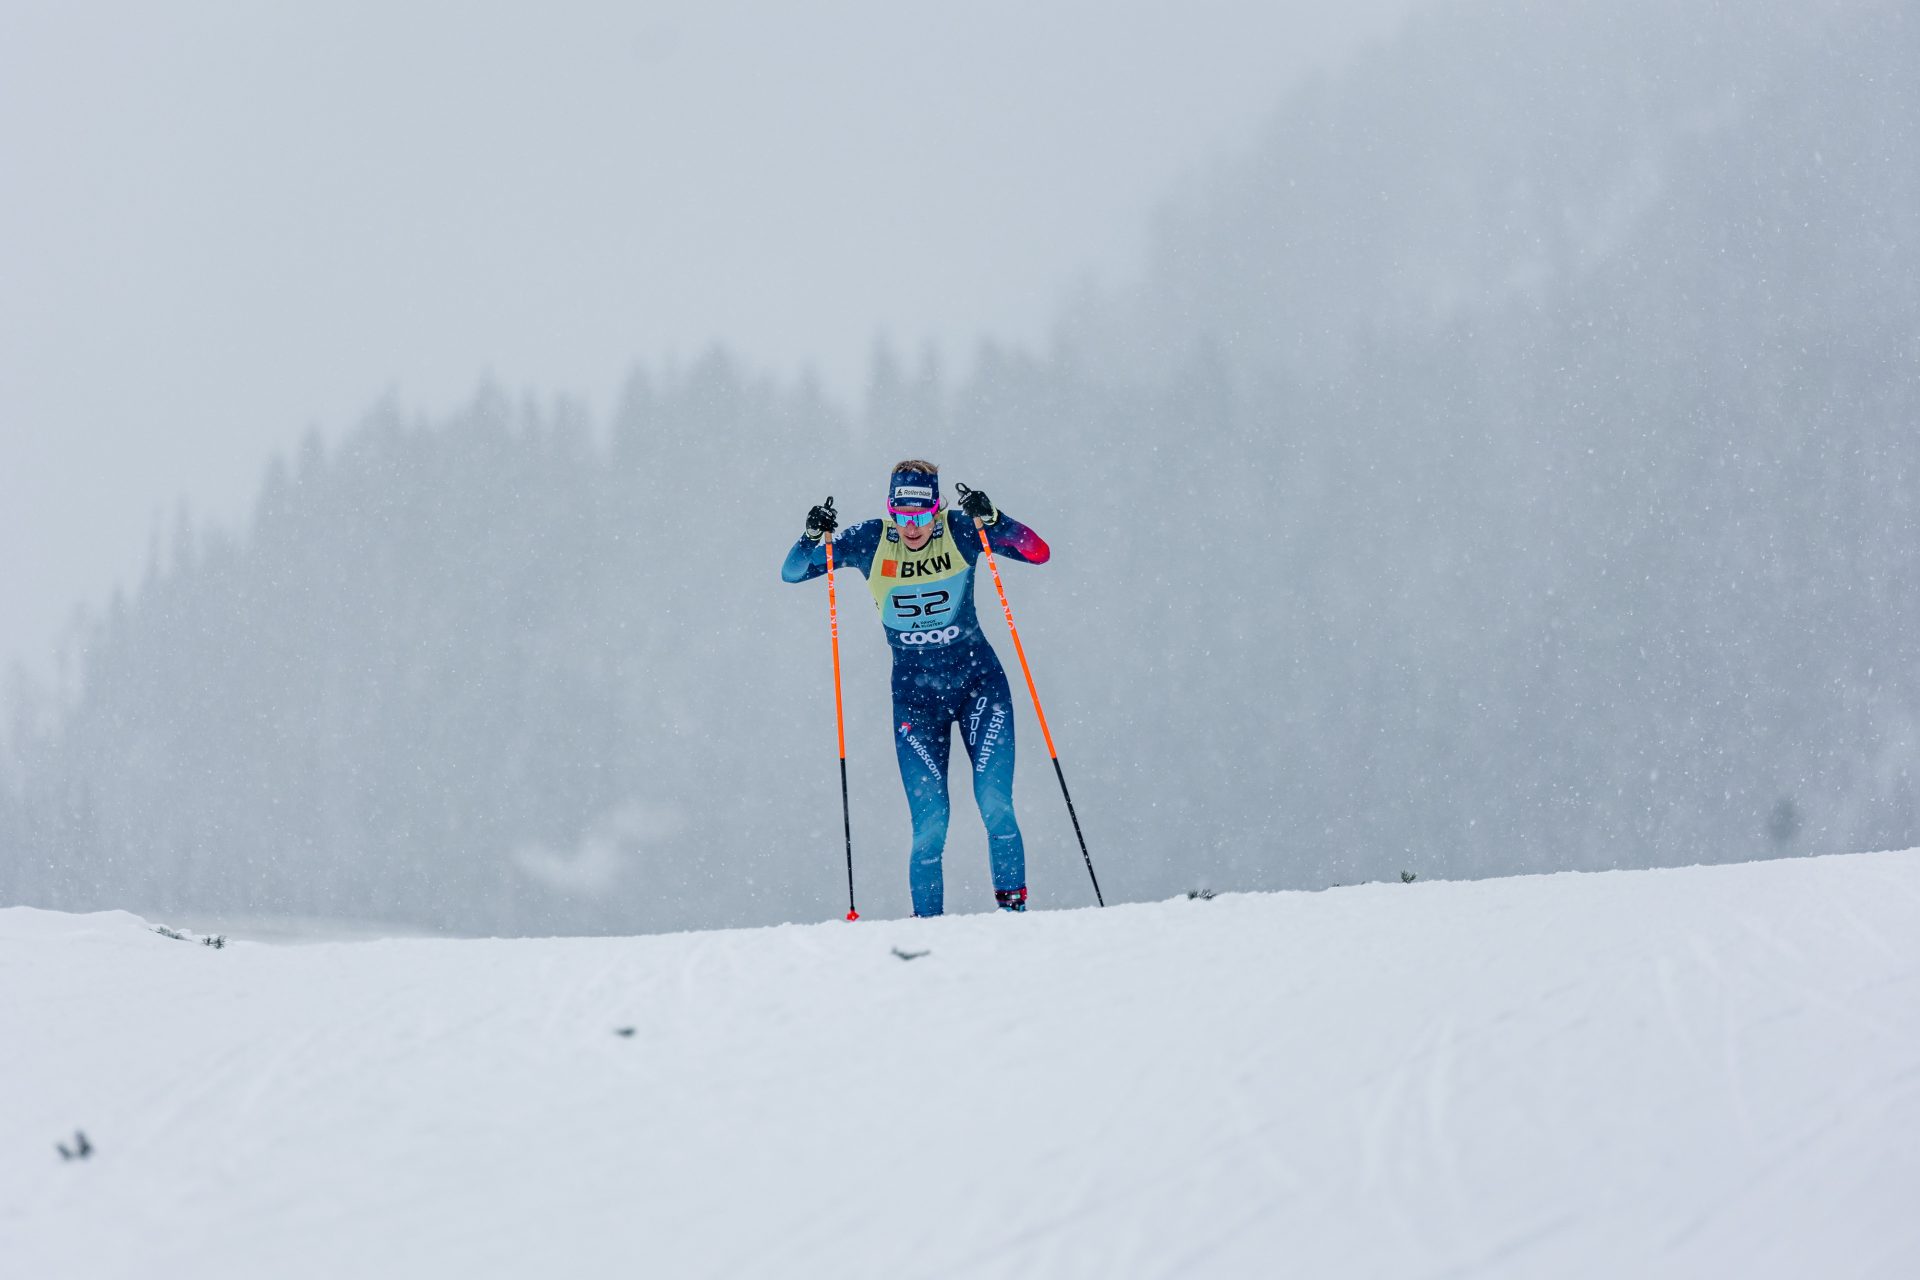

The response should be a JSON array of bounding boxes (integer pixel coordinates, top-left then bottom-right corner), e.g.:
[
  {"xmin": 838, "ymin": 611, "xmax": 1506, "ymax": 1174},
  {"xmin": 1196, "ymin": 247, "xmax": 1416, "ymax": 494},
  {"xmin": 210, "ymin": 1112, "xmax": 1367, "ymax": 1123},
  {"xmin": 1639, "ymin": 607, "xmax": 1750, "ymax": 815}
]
[
  {"xmin": 804, "ymin": 496, "xmax": 838, "ymax": 541},
  {"xmin": 955, "ymin": 484, "xmax": 998, "ymax": 525}
]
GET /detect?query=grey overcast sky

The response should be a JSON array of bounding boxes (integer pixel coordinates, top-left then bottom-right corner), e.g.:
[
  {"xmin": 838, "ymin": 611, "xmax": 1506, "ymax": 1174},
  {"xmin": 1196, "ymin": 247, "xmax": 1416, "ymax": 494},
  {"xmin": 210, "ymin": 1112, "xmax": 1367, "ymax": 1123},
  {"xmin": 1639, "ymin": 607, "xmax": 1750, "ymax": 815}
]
[{"xmin": 1, "ymin": 0, "xmax": 1415, "ymax": 677}]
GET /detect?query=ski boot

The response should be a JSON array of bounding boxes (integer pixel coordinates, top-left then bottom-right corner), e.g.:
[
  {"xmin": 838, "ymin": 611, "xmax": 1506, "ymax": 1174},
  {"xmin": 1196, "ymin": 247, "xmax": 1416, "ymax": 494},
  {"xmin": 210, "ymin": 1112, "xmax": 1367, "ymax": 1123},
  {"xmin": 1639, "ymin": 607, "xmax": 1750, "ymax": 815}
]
[{"xmin": 995, "ymin": 887, "xmax": 1028, "ymax": 913}]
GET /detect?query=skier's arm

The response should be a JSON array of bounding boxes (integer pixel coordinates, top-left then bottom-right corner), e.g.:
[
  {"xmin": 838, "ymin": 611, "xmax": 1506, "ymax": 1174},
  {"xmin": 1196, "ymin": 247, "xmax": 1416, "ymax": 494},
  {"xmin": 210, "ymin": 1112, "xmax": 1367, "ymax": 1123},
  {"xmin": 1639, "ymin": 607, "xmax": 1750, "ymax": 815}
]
[
  {"xmin": 982, "ymin": 512, "xmax": 1050, "ymax": 565},
  {"xmin": 782, "ymin": 499, "xmax": 839, "ymax": 582},
  {"xmin": 781, "ymin": 536, "xmax": 829, "ymax": 583},
  {"xmin": 781, "ymin": 519, "xmax": 879, "ymax": 583},
  {"xmin": 952, "ymin": 487, "xmax": 1050, "ymax": 565}
]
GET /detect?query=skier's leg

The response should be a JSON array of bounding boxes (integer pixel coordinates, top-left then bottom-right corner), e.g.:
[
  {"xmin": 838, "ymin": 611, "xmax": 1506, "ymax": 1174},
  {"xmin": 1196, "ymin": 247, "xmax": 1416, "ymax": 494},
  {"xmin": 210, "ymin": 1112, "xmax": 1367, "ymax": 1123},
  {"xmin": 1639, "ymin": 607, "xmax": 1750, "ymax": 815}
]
[
  {"xmin": 892, "ymin": 691, "xmax": 953, "ymax": 917},
  {"xmin": 960, "ymin": 661, "xmax": 1026, "ymax": 907}
]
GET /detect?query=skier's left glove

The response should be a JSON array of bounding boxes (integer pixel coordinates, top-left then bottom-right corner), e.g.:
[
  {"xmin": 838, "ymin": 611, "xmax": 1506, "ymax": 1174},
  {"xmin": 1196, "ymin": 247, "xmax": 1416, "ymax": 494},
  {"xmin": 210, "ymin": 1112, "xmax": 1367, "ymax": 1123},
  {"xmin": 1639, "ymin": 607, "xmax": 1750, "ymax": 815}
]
[{"xmin": 956, "ymin": 484, "xmax": 998, "ymax": 525}]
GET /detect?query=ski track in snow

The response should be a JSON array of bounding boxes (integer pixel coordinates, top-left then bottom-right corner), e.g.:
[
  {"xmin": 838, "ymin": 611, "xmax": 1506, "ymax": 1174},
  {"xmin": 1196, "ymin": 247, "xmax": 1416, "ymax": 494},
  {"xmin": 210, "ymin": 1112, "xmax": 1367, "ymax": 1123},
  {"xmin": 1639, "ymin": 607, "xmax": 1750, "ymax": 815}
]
[{"xmin": 5, "ymin": 851, "xmax": 1920, "ymax": 1278}]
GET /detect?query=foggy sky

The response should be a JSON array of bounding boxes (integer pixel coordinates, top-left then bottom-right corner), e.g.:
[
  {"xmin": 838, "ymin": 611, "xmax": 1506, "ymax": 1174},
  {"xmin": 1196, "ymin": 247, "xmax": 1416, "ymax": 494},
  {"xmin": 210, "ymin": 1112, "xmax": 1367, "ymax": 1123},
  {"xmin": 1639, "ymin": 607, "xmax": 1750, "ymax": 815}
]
[{"xmin": 0, "ymin": 0, "xmax": 1415, "ymax": 679}]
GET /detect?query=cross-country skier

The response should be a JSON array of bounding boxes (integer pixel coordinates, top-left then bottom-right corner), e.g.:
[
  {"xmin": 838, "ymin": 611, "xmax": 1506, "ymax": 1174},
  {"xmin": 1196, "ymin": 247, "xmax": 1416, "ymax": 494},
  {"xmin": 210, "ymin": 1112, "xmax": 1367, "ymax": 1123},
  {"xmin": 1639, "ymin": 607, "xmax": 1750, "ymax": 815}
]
[{"xmin": 782, "ymin": 461, "xmax": 1051, "ymax": 917}]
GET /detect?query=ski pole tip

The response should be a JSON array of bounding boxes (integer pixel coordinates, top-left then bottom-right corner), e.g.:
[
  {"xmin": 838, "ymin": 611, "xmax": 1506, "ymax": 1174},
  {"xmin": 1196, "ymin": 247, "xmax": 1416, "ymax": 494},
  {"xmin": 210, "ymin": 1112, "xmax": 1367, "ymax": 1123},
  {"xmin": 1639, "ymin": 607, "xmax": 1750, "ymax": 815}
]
[{"xmin": 845, "ymin": 910, "xmax": 860, "ymax": 922}]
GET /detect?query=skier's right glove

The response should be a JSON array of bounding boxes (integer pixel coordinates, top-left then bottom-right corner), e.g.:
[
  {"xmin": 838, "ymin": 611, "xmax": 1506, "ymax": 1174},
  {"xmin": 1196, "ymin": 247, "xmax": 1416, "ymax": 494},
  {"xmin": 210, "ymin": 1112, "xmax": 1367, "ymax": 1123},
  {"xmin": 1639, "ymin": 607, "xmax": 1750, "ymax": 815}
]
[{"xmin": 804, "ymin": 497, "xmax": 838, "ymax": 542}]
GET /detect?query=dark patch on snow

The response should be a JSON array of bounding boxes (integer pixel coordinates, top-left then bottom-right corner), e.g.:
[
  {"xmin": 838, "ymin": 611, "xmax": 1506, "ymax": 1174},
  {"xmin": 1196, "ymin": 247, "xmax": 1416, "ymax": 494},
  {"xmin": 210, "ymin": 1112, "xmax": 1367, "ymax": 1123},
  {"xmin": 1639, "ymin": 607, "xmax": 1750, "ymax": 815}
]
[{"xmin": 154, "ymin": 924, "xmax": 228, "ymax": 948}]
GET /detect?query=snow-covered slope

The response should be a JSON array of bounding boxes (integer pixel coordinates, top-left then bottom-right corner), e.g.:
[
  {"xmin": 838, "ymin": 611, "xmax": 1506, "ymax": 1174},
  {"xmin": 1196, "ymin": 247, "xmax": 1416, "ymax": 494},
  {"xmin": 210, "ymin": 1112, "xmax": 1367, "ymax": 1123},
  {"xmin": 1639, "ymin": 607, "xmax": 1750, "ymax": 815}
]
[{"xmin": 6, "ymin": 851, "xmax": 1918, "ymax": 1278}]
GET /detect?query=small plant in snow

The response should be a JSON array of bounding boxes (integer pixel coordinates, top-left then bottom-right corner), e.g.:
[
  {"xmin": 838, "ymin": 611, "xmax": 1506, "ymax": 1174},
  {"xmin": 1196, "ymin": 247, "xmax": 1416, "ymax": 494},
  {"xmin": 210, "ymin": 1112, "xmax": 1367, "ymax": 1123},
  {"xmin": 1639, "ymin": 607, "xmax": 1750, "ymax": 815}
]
[
  {"xmin": 57, "ymin": 1130, "xmax": 93, "ymax": 1161},
  {"xmin": 891, "ymin": 946, "xmax": 930, "ymax": 961},
  {"xmin": 154, "ymin": 924, "xmax": 228, "ymax": 947},
  {"xmin": 1400, "ymin": 871, "xmax": 1417, "ymax": 884},
  {"xmin": 1186, "ymin": 889, "xmax": 1215, "ymax": 900}
]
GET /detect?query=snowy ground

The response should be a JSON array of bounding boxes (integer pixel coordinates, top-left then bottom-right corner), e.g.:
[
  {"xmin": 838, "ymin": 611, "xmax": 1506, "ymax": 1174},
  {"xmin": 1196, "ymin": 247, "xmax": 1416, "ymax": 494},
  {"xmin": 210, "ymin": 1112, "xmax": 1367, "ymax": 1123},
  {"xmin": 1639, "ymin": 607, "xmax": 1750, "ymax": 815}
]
[{"xmin": 5, "ymin": 851, "xmax": 1919, "ymax": 1279}]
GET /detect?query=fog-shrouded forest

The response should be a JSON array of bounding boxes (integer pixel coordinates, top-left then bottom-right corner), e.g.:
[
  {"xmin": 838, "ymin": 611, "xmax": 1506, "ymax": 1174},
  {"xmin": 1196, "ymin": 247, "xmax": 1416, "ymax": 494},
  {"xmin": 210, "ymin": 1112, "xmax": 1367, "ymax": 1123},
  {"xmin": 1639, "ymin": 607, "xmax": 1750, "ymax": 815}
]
[{"xmin": 3, "ymin": 0, "xmax": 1915, "ymax": 934}]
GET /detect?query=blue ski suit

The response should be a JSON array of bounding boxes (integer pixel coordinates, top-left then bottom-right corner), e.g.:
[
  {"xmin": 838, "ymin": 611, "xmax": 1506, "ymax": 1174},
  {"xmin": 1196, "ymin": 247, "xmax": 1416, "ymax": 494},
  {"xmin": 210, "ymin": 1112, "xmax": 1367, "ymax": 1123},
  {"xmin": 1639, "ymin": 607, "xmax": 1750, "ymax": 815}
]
[{"xmin": 782, "ymin": 509, "xmax": 1051, "ymax": 916}]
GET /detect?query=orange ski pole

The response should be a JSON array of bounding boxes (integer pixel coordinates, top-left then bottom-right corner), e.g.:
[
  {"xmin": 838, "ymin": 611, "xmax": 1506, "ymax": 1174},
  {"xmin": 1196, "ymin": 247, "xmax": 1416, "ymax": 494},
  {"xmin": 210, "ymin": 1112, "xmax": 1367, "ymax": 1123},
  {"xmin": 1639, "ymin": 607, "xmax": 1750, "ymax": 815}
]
[
  {"xmin": 822, "ymin": 510, "xmax": 858, "ymax": 920},
  {"xmin": 954, "ymin": 485, "xmax": 1104, "ymax": 907}
]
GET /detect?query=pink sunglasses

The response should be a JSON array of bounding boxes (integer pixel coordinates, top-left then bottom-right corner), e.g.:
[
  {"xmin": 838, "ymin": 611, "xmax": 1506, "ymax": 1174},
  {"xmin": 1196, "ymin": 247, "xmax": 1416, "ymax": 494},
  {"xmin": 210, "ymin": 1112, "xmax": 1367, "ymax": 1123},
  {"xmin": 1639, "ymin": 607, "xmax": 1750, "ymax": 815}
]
[{"xmin": 888, "ymin": 502, "xmax": 940, "ymax": 528}]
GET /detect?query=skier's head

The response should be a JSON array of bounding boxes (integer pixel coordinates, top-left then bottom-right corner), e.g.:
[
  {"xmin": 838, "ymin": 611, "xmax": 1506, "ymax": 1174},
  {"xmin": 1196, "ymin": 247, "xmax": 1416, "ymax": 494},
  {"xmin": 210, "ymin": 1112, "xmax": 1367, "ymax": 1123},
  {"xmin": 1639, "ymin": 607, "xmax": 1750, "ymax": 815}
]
[
  {"xmin": 888, "ymin": 460, "xmax": 941, "ymax": 549},
  {"xmin": 887, "ymin": 460, "xmax": 939, "ymax": 516}
]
